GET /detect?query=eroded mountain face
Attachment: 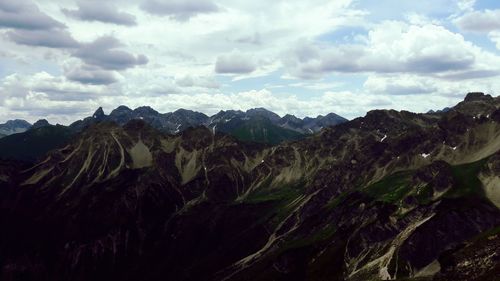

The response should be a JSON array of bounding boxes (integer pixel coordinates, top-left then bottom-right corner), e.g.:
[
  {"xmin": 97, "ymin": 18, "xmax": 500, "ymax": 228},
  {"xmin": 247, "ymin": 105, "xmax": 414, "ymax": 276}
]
[{"xmin": 0, "ymin": 93, "xmax": 499, "ymax": 281}]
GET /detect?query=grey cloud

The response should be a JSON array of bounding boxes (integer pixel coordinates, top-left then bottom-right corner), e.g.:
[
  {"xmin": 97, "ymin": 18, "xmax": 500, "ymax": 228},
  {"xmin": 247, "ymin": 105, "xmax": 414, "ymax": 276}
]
[
  {"xmin": 0, "ymin": 0, "xmax": 65, "ymax": 30},
  {"xmin": 140, "ymin": 0, "xmax": 219, "ymax": 21},
  {"xmin": 215, "ymin": 53, "xmax": 256, "ymax": 74},
  {"xmin": 62, "ymin": 1, "xmax": 137, "ymax": 26},
  {"xmin": 66, "ymin": 67, "xmax": 118, "ymax": 85},
  {"xmin": 73, "ymin": 36, "xmax": 148, "ymax": 70},
  {"xmin": 404, "ymin": 54, "xmax": 474, "ymax": 73},
  {"xmin": 6, "ymin": 29, "xmax": 79, "ymax": 48},
  {"xmin": 434, "ymin": 69, "xmax": 500, "ymax": 80},
  {"xmin": 455, "ymin": 10, "xmax": 500, "ymax": 32}
]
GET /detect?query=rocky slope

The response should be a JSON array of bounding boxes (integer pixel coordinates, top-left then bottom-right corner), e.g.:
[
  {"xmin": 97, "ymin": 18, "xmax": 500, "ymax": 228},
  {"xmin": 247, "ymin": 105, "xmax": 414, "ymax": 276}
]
[{"xmin": 0, "ymin": 92, "xmax": 499, "ymax": 281}]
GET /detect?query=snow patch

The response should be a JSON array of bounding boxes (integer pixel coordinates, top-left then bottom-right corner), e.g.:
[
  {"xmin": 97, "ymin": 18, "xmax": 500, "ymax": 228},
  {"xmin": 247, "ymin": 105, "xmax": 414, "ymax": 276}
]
[
  {"xmin": 380, "ymin": 135, "xmax": 387, "ymax": 142},
  {"xmin": 174, "ymin": 123, "xmax": 181, "ymax": 133},
  {"xmin": 421, "ymin": 153, "xmax": 431, "ymax": 158}
]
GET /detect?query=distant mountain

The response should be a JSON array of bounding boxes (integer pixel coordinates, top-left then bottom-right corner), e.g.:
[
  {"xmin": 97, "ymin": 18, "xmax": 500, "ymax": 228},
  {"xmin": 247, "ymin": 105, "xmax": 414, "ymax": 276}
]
[
  {"xmin": 0, "ymin": 119, "xmax": 31, "ymax": 136},
  {"xmin": 68, "ymin": 106, "xmax": 347, "ymax": 143},
  {"xmin": 0, "ymin": 107, "xmax": 346, "ymax": 162},
  {"xmin": 220, "ymin": 116, "xmax": 304, "ymax": 145},
  {"xmin": 0, "ymin": 124, "xmax": 74, "ymax": 162},
  {"xmin": 0, "ymin": 92, "xmax": 498, "ymax": 281},
  {"xmin": 427, "ymin": 107, "xmax": 452, "ymax": 114},
  {"xmin": 281, "ymin": 112, "xmax": 348, "ymax": 134}
]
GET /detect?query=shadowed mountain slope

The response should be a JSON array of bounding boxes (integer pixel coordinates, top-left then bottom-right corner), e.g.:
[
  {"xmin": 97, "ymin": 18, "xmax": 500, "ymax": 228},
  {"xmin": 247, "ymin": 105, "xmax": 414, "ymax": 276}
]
[{"xmin": 0, "ymin": 93, "xmax": 499, "ymax": 281}]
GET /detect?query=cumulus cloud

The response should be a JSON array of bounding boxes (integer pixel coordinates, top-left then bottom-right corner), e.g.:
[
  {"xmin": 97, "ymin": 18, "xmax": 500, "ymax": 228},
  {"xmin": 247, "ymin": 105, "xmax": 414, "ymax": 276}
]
[
  {"xmin": 0, "ymin": 72, "xmax": 108, "ymax": 123},
  {"xmin": 0, "ymin": 0, "xmax": 65, "ymax": 30},
  {"xmin": 284, "ymin": 21, "xmax": 493, "ymax": 79},
  {"xmin": 6, "ymin": 29, "xmax": 79, "ymax": 49},
  {"xmin": 454, "ymin": 9, "xmax": 500, "ymax": 32},
  {"xmin": 62, "ymin": 1, "xmax": 137, "ymax": 26},
  {"xmin": 73, "ymin": 36, "xmax": 148, "ymax": 70},
  {"xmin": 1, "ymin": 0, "xmax": 499, "ymax": 124},
  {"xmin": 215, "ymin": 51, "xmax": 256, "ymax": 74},
  {"xmin": 140, "ymin": 0, "xmax": 220, "ymax": 21}
]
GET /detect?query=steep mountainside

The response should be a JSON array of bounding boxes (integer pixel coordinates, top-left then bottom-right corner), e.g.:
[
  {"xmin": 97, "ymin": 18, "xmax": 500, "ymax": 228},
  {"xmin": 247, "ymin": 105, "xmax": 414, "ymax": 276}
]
[{"xmin": 0, "ymin": 93, "xmax": 498, "ymax": 281}]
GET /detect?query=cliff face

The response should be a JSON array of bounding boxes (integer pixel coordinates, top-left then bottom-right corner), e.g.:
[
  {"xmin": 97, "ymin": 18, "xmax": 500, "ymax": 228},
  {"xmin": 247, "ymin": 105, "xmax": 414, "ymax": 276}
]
[{"xmin": 0, "ymin": 93, "xmax": 499, "ymax": 281}]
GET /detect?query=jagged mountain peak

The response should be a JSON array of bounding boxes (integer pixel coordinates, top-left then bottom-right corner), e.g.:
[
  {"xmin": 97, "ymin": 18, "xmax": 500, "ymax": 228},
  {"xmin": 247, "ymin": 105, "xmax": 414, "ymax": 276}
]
[{"xmin": 92, "ymin": 107, "xmax": 105, "ymax": 119}]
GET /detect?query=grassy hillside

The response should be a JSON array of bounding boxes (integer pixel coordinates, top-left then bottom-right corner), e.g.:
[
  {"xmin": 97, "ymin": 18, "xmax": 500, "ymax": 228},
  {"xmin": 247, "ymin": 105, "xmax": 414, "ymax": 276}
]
[{"xmin": 229, "ymin": 117, "xmax": 305, "ymax": 145}]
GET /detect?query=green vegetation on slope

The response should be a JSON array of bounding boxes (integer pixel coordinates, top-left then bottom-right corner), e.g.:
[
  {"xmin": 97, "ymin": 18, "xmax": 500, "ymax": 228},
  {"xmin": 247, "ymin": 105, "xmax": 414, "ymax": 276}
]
[
  {"xmin": 0, "ymin": 125, "xmax": 74, "ymax": 162},
  {"xmin": 445, "ymin": 158, "xmax": 488, "ymax": 198},
  {"xmin": 230, "ymin": 117, "xmax": 305, "ymax": 145},
  {"xmin": 364, "ymin": 171, "xmax": 414, "ymax": 204},
  {"xmin": 360, "ymin": 157, "xmax": 490, "ymax": 208},
  {"xmin": 239, "ymin": 180, "xmax": 307, "ymax": 229}
]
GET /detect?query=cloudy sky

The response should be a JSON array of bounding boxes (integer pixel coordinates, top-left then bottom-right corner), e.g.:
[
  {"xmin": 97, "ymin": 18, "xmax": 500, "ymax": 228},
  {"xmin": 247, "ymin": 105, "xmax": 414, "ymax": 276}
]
[{"xmin": 0, "ymin": 0, "xmax": 500, "ymax": 124}]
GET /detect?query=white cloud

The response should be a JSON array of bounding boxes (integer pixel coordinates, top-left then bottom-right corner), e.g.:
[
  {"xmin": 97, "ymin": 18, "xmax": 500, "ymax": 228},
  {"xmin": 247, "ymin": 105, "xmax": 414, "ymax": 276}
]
[
  {"xmin": 0, "ymin": 72, "xmax": 109, "ymax": 123},
  {"xmin": 0, "ymin": 0, "xmax": 498, "ymax": 124},
  {"xmin": 454, "ymin": 9, "xmax": 500, "ymax": 32},
  {"xmin": 284, "ymin": 21, "xmax": 500, "ymax": 79}
]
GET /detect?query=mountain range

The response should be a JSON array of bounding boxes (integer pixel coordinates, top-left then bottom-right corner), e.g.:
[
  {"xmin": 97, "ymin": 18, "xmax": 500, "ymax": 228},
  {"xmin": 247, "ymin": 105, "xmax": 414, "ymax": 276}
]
[
  {"xmin": 0, "ymin": 107, "xmax": 346, "ymax": 161},
  {"xmin": 0, "ymin": 92, "xmax": 499, "ymax": 281}
]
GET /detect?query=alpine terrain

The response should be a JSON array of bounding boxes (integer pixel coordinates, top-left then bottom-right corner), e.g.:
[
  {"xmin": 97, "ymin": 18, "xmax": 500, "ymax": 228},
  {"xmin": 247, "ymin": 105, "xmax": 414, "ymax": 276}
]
[{"xmin": 0, "ymin": 92, "xmax": 499, "ymax": 281}]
